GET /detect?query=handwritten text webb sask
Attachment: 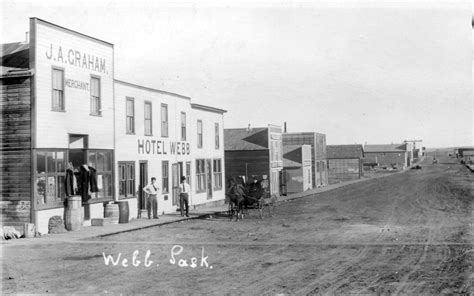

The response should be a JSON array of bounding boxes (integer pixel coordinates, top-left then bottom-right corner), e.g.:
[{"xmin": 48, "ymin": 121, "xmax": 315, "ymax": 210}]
[{"xmin": 103, "ymin": 245, "xmax": 213, "ymax": 269}]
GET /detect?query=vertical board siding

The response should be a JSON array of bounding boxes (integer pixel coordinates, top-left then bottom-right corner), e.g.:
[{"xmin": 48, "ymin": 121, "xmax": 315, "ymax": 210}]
[
  {"xmin": 224, "ymin": 150, "xmax": 269, "ymax": 183},
  {"xmin": 0, "ymin": 76, "xmax": 32, "ymax": 224},
  {"xmin": 328, "ymin": 158, "xmax": 361, "ymax": 184}
]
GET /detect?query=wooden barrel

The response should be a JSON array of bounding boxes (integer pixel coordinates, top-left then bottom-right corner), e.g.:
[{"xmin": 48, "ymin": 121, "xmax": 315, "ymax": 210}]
[
  {"xmin": 67, "ymin": 196, "xmax": 82, "ymax": 209},
  {"xmin": 116, "ymin": 201, "xmax": 130, "ymax": 224},
  {"xmin": 104, "ymin": 203, "xmax": 119, "ymax": 224},
  {"xmin": 65, "ymin": 208, "xmax": 83, "ymax": 231}
]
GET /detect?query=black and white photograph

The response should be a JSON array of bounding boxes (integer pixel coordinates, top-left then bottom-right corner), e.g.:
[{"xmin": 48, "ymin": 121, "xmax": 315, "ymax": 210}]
[{"xmin": 1, "ymin": 0, "xmax": 472, "ymax": 294}]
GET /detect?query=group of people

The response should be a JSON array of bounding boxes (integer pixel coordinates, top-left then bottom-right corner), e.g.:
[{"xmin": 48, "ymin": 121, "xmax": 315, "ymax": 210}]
[{"xmin": 142, "ymin": 176, "xmax": 190, "ymax": 219}]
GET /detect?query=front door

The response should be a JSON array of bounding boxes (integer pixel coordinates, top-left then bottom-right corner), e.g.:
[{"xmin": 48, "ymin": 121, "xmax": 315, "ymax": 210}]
[
  {"xmin": 171, "ymin": 163, "xmax": 182, "ymax": 207},
  {"xmin": 138, "ymin": 161, "xmax": 148, "ymax": 217},
  {"xmin": 206, "ymin": 159, "xmax": 212, "ymax": 199}
]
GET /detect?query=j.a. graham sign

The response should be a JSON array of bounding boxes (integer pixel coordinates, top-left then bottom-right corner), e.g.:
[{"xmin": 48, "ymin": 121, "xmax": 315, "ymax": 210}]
[{"xmin": 45, "ymin": 43, "xmax": 108, "ymax": 74}]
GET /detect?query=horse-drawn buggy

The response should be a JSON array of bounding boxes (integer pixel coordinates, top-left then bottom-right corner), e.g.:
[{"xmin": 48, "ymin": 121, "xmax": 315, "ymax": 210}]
[{"xmin": 226, "ymin": 176, "xmax": 278, "ymax": 221}]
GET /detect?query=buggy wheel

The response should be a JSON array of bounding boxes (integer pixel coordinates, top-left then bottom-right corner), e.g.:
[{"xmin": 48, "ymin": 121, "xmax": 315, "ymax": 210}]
[
  {"xmin": 228, "ymin": 202, "xmax": 235, "ymax": 221},
  {"xmin": 258, "ymin": 199, "xmax": 264, "ymax": 219}
]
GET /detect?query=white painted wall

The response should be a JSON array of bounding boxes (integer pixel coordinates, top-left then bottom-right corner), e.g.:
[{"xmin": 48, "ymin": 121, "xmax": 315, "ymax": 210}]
[
  {"xmin": 114, "ymin": 82, "xmax": 192, "ymax": 215},
  {"xmin": 190, "ymin": 107, "xmax": 226, "ymax": 205},
  {"xmin": 33, "ymin": 20, "xmax": 114, "ymax": 149}
]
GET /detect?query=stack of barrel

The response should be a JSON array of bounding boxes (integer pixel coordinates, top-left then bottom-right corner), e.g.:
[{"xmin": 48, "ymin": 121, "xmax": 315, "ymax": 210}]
[{"xmin": 65, "ymin": 196, "xmax": 83, "ymax": 231}]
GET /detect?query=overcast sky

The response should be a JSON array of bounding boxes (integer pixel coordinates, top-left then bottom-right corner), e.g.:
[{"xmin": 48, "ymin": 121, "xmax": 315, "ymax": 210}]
[{"xmin": 2, "ymin": 0, "xmax": 472, "ymax": 148}]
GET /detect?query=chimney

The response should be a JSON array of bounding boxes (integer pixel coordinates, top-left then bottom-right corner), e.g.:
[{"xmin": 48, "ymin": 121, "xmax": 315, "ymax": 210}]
[
  {"xmin": 247, "ymin": 123, "xmax": 251, "ymax": 132},
  {"xmin": 284, "ymin": 122, "xmax": 287, "ymax": 133},
  {"xmin": 25, "ymin": 32, "xmax": 29, "ymax": 43}
]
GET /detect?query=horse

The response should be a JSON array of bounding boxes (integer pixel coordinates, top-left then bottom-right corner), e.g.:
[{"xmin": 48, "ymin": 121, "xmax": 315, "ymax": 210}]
[{"xmin": 226, "ymin": 178, "xmax": 246, "ymax": 221}]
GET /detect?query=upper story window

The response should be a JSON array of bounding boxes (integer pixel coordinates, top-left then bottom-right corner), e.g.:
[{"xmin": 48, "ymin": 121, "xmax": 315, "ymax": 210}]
[
  {"xmin": 52, "ymin": 68, "xmax": 64, "ymax": 111},
  {"xmin": 161, "ymin": 104, "xmax": 168, "ymax": 137},
  {"xmin": 90, "ymin": 76, "xmax": 101, "ymax": 116},
  {"xmin": 197, "ymin": 120, "xmax": 203, "ymax": 148},
  {"xmin": 144, "ymin": 101, "xmax": 152, "ymax": 136},
  {"xmin": 181, "ymin": 112, "xmax": 186, "ymax": 141},
  {"xmin": 215, "ymin": 123, "xmax": 220, "ymax": 149},
  {"xmin": 126, "ymin": 97, "xmax": 135, "ymax": 134}
]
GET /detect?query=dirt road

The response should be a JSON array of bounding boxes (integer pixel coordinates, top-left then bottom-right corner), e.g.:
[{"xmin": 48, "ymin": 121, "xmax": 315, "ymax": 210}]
[{"xmin": 2, "ymin": 155, "xmax": 472, "ymax": 295}]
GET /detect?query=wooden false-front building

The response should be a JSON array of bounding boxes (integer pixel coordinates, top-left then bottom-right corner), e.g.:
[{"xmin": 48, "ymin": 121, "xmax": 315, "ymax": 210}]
[
  {"xmin": 282, "ymin": 132, "xmax": 328, "ymax": 188},
  {"xmin": 327, "ymin": 144, "xmax": 364, "ymax": 184},
  {"xmin": 282, "ymin": 144, "xmax": 312, "ymax": 194},
  {"xmin": 1, "ymin": 18, "xmax": 227, "ymax": 234},
  {"xmin": 224, "ymin": 125, "xmax": 283, "ymax": 196}
]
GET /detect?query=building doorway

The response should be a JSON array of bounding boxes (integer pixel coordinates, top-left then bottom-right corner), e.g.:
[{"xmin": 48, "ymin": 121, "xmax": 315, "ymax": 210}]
[
  {"xmin": 138, "ymin": 161, "xmax": 148, "ymax": 218},
  {"xmin": 171, "ymin": 162, "xmax": 183, "ymax": 207},
  {"xmin": 206, "ymin": 159, "xmax": 212, "ymax": 199}
]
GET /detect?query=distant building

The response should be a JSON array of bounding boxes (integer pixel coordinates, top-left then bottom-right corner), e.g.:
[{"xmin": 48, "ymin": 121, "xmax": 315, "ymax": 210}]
[
  {"xmin": 282, "ymin": 144, "xmax": 312, "ymax": 194},
  {"xmin": 224, "ymin": 125, "xmax": 283, "ymax": 196},
  {"xmin": 461, "ymin": 150, "xmax": 474, "ymax": 164},
  {"xmin": 282, "ymin": 132, "xmax": 328, "ymax": 188},
  {"xmin": 363, "ymin": 144, "xmax": 408, "ymax": 170},
  {"xmin": 327, "ymin": 145, "xmax": 364, "ymax": 184},
  {"xmin": 456, "ymin": 147, "xmax": 474, "ymax": 159}
]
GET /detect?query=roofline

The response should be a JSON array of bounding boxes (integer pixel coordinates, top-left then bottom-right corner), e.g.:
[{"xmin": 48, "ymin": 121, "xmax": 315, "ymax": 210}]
[
  {"xmin": 327, "ymin": 157, "xmax": 363, "ymax": 159},
  {"xmin": 224, "ymin": 148, "xmax": 268, "ymax": 152},
  {"xmin": 191, "ymin": 103, "xmax": 227, "ymax": 114},
  {"xmin": 268, "ymin": 124, "xmax": 282, "ymax": 129},
  {"xmin": 0, "ymin": 69, "xmax": 34, "ymax": 78},
  {"xmin": 283, "ymin": 131, "xmax": 325, "ymax": 136},
  {"xmin": 114, "ymin": 79, "xmax": 191, "ymax": 100},
  {"xmin": 364, "ymin": 150, "xmax": 406, "ymax": 153},
  {"xmin": 224, "ymin": 127, "xmax": 267, "ymax": 130},
  {"xmin": 31, "ymin": 18, "xmax": 113, "ymax": 47}
]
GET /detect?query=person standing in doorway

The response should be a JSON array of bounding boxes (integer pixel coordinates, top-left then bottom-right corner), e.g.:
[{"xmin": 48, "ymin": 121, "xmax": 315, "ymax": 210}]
[
  {"xmin": 143, "ymin": 177, "xmax": 159, "ymax": 219},
  {"xmin": 179, "ymin": 176, "xmax": 191, "ymax": 217}
]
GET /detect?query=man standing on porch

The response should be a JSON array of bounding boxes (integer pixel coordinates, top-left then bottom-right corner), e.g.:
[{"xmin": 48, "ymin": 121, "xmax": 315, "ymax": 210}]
[
  {"xmin": 143, "ymin": 177, "xmax": 159, "ymax": 219},
  {"xmin": 179, "ymin": 176, "xmax": 191, "ymax": 217}
]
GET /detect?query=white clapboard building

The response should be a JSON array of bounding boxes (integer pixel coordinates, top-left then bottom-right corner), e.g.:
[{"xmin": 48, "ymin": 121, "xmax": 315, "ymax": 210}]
[{"xmin": 0, "ymin": 18, "xmax": 226, "ymax": 234}]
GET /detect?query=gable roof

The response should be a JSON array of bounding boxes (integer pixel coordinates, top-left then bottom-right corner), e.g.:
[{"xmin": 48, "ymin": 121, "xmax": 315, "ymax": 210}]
[
  {"xmin": 224, "ymin": 128, "xmax": 269, "ymax": 151},
  {"xmin": 364, "ymin": 144, "xmax": 407, "ymax": 153},
  {"xmin": 1, "ymin": 42, "xmax": 30, "ymax": 76},
  {"xmin": 327, "ymin": 145, "xmax": 364, "ymax": 159}
]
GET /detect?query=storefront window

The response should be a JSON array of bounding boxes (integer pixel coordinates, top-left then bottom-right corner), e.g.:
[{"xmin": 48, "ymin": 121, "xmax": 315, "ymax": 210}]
[
  {"xmin": 196, "ymin": 159, "xmax": 206, "ymax": 192},
  {"xmin": 35, "ymin": 150, "xmax": 66, "ymax": 207},
  {"xmin": 186, "ymin": 162, "xmax": 191, "ymax": 186},
  {"xmin": 88, "ymin": 150, "xmax": 113, "ymax": 200},
  {"xmin": 213, "ymin": 159, "xmax": 222, "ymax": 190}
]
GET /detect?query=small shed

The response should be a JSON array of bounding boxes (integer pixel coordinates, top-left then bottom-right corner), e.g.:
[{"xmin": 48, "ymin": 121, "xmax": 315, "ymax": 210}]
[{"xmin": 282, "ymin": 144, "xmax": 312, "ymax": 194}]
